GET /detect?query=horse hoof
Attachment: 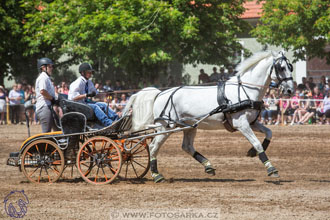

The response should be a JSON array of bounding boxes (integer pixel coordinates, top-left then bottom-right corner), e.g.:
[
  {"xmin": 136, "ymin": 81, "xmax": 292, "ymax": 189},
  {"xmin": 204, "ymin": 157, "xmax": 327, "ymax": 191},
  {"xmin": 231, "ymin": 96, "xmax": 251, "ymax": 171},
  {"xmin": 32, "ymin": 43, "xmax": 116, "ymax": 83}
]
[
  {"xmin": 267, "ymin": 167, "xmax": 279, "ymax": 177},
  {"xmin": 205, "ymin": 166, "xmax": 216, "ymax": 176},
  {"xmin": 246, "ymin": 148, "xmax": 257, "ymax": 157},
  {"xmin": 153, "ymin": 173, "xmax": 165, "ymax": 183}
]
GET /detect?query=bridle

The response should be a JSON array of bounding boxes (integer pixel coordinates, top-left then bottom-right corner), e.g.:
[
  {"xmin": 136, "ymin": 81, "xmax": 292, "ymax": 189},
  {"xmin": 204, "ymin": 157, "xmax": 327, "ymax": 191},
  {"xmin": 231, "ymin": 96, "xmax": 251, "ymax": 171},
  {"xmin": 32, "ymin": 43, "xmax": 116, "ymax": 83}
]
[
  {"xmin": 270, "ymin": 54, "xmax": 294, "ymax": 88},
  {"xmin": 225, "ymin": 53, "xmax": 294, "ymax": 89}
]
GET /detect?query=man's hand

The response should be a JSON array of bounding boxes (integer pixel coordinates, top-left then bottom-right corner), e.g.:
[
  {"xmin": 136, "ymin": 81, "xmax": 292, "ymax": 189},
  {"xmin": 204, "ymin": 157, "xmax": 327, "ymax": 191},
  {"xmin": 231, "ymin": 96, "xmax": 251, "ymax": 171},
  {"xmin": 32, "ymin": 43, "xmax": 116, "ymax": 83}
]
[{"xmin": 86, "ymin": 91, "xmax": 96, "ymax": 98}]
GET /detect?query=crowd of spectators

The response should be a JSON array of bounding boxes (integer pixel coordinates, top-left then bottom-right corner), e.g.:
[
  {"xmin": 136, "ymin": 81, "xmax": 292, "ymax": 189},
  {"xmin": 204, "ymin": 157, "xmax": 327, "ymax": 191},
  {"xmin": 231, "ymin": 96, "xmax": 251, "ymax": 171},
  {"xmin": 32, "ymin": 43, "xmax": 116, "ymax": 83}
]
[
  {"xmin": 0, "ymin": 74, "xmax": 329, "ymax": 126},
  {"xmin": 0, "ymin": 80, "xmax": 133, "ymax": 125},
  {"xmin": 260, "ymin": 76, "xmax": 330, "ymax": 125}
]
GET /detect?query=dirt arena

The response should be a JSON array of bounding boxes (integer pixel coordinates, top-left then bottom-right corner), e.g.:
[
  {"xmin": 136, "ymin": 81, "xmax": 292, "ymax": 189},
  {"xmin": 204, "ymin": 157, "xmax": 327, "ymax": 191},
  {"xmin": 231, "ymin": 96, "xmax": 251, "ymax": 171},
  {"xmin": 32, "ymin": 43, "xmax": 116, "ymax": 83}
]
[{"xmin": 0, "ymin": 124, "xmax": 329, "ymax": 219}]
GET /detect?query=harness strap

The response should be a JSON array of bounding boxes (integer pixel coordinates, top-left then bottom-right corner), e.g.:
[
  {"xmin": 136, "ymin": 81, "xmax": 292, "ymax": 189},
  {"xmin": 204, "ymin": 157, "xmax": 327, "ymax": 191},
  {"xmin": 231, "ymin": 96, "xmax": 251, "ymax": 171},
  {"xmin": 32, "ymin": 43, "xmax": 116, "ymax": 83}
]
[{"xmin": 157, "ymin": 86, "xmax": 184, "ymax": 125}]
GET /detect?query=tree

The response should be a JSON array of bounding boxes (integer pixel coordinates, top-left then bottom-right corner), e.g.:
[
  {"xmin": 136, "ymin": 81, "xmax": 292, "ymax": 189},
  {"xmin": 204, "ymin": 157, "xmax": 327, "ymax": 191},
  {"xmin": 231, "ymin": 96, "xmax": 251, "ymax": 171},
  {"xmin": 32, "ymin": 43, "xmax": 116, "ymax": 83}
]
[
  {"xmin": 23, "ymin": 0, "xmax": 250, "ymax": 82},
  {"xmin": 251, "ymin": 0, "xmax": 330, "ymax": 63},
  {"xmin": 0, "ymin": 0, "xmax": 53, "ymax": 86}
]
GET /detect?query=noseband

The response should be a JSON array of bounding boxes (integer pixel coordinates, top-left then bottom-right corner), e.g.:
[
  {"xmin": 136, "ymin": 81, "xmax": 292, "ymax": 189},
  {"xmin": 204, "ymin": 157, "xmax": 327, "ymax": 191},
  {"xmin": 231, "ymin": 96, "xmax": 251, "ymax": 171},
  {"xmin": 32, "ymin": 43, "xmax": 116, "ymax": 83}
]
[{"xmin": 270, "ymin": 55, "xmax": 293, "ymax": 87}]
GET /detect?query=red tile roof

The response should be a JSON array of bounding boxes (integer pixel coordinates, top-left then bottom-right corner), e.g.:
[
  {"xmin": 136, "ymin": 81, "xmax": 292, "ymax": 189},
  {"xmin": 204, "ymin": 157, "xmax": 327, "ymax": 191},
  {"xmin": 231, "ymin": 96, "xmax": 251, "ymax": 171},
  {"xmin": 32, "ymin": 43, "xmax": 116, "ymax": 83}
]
[{"xmin": 241, "ymin": 0, "xmax": 264, "ymax": 19}]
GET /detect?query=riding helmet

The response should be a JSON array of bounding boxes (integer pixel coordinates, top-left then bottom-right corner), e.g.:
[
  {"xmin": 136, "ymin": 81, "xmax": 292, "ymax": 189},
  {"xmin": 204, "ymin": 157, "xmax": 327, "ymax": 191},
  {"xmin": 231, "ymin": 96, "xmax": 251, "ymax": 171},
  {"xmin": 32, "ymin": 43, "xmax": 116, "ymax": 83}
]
[
  {"xmin": 37, "ymin": 57, "xmax": 54, "ymax": 70},
  {"xmin": 79, "ymin": 63, "xmax": 95, "ymax": 73}
]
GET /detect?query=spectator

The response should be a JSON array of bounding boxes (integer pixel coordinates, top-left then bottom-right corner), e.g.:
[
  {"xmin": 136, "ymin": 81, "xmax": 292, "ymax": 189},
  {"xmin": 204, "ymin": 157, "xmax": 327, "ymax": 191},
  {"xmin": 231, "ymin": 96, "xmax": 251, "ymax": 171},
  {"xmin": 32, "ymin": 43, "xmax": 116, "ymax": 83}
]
[
  {"xmin": 209, "ymin": 67, "xmax": 220, "ymax": 82},
  {"xmin": 17, "ymin": 83, "xmax": 25, "ymax": 105},
  {"xmin": 317, "ymin": 90, "xmax": 330, "ymax": 125},
  {"xmin": 110, "ymin": 95, "xmax": 121, "ymax": 113},
  {"xmin": 117, "ymin": 93, "xmax": 128, "ymax": 117},
  {"xmin": 0, "ymin": 86, "xmax": 8, "ymax": 125},
  {"xmin": 307, "ymin": 77, "xmax": 316, "ymax": 91},
  {"xmin": 8, "ymin": 84, "xmax": 22, "ymax": 124},
  {"xmin": 261, "ymin": 90, "xmax": 278, "ymax": 125},
  {"xmin": 290, "ymin": 90, "xmax": 301, "ymax": 125},
  {"xmin": 219, "ymin": 66, "xmax": 229, "ymax": 81},
  {"xmin": 312, "ymin": 87, "xmax": 324, "ymax": 110},
  {"xmin": 297, "ymin": 93, "xmax": 315, "ymax": 124},
  {"xmin": 198, "ymin": 69, "xmax": 209, "ymax": 84},
  {"xmin": 103, "ymin": 80, "xmax": 113, "ymax": 91},
  {"xmin": 326, "ymin": 78, "xmax": 330, "ymax": 92},
  {"xmin": 318, "ymin": 76, "xmax": 326, "ymax": 93},
  {"xmin": 58, "ymin": 81, "xmax": 69, "ymax": 95},
  {"xmin": 227, "ymin": 65, "xmax": 235, "ymax": 77},
  {"xmin": 275, "ymin": 94, "xmax": 291, "ymax": 125},
  {"xmin": 113, "ymin": 80, "xmax": 124, "ymax": 91},
  {"xmin": 297, "ymin": 77, "xmax": 308, "ymax": 91},
  {"xmin": 24, "ymin": 85, "xmax": 36, "ymax": 125}
]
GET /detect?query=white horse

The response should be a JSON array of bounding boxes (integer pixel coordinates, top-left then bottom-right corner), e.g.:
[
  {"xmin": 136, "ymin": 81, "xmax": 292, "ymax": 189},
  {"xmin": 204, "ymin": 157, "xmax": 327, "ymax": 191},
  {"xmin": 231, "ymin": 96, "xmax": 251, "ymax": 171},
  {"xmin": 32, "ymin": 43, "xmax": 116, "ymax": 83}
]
[{"xmin": 124, "ymin": 51, "xmax": 294, "ymax": 183}]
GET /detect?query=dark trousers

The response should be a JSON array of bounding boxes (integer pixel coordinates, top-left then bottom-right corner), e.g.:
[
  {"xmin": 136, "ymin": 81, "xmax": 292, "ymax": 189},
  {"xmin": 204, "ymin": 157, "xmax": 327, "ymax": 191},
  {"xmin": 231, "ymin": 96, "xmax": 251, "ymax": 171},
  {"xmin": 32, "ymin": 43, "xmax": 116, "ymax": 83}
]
[{"xmin": 10, "ymin": 105, "xmax": 20, "ymax": 124}]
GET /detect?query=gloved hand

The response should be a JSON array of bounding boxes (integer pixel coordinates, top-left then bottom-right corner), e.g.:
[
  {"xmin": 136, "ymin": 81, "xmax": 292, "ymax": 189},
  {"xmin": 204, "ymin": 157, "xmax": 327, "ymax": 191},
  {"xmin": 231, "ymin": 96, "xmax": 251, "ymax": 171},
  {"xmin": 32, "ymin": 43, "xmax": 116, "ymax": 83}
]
[
  {"xmin": 50, "ymin": 97, "xmax": 60, "ymax": 105},
  {"xmin": 86, "ymin": 91, "xmax": 96, "ymax": 98}
]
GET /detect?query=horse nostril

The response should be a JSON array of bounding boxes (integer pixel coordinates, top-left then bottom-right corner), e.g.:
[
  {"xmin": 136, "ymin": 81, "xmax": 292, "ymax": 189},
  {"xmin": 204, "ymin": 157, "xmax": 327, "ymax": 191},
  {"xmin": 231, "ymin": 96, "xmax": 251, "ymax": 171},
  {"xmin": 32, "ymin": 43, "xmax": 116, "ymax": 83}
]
[{"xmin": 287, "ymin": 89, "xmax": 292, "ymax": 95}]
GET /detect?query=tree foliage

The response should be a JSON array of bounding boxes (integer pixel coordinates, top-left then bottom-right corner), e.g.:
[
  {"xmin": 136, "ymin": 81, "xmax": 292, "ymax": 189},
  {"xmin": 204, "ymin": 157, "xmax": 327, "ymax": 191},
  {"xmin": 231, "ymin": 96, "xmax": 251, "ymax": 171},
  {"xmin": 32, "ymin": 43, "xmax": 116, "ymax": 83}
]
[
  {"xmin": 22, "ymin": 0, "xmax": 249, "ymax": 81},
  {"xmin": 252, "ymin": 0, "xmax": 330, "ymax": 63},
  {"xmin": 0, "ymin": 0, "xmax": 45, "ymax": 85}
]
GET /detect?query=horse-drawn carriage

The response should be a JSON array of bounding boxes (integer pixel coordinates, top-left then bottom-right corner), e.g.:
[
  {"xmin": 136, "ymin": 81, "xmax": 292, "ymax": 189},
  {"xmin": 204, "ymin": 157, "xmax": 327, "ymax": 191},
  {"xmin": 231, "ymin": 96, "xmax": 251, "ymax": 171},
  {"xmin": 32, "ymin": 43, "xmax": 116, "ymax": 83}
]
[
  {"xmin": 7, "ymin": 51, "xmax": 295, "ymax": 184},
  {"xmin": 7, "ymin": 98, "xmax": 153, "ymax": 185}
]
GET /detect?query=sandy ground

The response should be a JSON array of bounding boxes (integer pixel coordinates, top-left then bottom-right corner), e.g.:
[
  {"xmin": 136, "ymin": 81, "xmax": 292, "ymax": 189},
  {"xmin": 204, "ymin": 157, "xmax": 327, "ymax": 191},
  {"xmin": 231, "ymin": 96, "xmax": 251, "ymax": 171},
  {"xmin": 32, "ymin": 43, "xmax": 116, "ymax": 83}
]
[{"xmin": 0, "ymin": 124, "xmax": 330, "ymax": 220}]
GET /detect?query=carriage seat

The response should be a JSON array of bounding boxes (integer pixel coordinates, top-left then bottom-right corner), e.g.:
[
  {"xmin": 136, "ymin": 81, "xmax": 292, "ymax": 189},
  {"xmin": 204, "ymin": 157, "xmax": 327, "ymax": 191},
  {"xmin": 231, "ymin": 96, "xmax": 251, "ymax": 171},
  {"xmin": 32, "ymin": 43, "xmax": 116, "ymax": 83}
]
[{"xmin": 59, "ymin": 99, "xmax": 96, "ymax": 121}]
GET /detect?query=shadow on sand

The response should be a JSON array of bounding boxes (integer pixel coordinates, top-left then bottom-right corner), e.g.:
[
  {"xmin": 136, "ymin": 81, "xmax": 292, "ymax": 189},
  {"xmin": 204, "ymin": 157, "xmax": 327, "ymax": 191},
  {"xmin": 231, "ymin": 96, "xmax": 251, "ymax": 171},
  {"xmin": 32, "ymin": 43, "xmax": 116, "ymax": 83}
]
[
  {"xmin": 264, "ymin": 179, "xmax": 294, "ymax": 185},
  {"xmin": 170, "ymin": 178, "xmax": 256, "ymax": 183}
]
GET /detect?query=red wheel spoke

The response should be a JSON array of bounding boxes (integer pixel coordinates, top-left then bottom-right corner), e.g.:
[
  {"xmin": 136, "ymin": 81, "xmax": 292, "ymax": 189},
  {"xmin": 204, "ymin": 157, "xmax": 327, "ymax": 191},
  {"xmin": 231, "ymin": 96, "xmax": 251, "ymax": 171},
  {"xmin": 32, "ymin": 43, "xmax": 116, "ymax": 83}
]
[
  {"xmin": 94, "ymin": 167, "xmax": 100, "ymax": 182},
  {"xmin": 35, "ymin": 144, "xmax": 40, "ymax": 153},
  {"xmin": 101, "ymin": 167, "xmax": 108, "ymax": 181},
  {"xmin": 38, "ymin": 167, "xmax": 43, "ymax": 183},
  {"xmin": 52, "ymin": 160, "xmax": 62, "ymax": 165},
  {"xmin": 50, "ymin": 149, "xmax": 57, "ymax": 156},
  {"xmin": 45, "ymin": 143, "xmax": 48, "ymax": 152}
]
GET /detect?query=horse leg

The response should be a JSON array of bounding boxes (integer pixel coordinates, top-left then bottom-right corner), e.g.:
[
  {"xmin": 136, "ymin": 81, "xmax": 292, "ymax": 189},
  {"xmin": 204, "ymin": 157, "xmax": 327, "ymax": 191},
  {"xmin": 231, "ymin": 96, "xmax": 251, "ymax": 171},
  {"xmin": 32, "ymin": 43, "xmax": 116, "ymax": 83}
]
[
  {"xmin": 236, "ymin": 119, "xmax": 278, "ymax": 177},
  {"xmin": 246, "ymin": 121, "xmax": 272, "ymax": 157},
  {"xmin": 149, "ymin": 126, "xmax": 170, "ymax": 183},
  {"xmin": 182, "ymin": 128, "xmax": 216, "ymax": 175}
]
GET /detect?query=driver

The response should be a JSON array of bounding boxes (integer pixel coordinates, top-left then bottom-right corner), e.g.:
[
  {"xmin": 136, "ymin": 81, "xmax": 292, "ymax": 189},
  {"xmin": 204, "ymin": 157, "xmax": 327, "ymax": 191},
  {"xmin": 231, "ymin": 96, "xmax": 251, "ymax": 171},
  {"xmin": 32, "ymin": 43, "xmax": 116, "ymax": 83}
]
[{"xmin": 68, "ymin": 63, "xmax": 119, "ymax": 127}]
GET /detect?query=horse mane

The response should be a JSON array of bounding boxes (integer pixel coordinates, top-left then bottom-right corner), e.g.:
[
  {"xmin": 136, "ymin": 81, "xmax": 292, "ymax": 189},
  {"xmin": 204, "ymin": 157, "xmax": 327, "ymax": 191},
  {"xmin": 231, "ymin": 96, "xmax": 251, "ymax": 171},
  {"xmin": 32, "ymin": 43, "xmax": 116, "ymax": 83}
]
[{"xmin": 235, "ymin": 51, "xmax": 272, "ymax": 76}]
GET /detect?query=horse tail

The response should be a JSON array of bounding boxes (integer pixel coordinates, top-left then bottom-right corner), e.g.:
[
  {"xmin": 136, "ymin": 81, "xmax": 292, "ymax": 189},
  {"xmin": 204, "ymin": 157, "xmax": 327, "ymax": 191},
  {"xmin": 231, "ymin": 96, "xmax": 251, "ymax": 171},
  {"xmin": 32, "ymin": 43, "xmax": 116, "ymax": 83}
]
[{"xmin": 124, "ymin": 87, "xmax": 161, "ymax": 132}]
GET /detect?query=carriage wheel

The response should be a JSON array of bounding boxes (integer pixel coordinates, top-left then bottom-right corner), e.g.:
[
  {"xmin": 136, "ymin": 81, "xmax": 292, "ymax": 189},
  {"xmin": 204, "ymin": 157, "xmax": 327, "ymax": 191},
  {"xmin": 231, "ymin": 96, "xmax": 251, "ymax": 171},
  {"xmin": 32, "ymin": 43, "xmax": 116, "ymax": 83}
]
[
  {"xmin": 118, "ymin": 139, "xmax": 151, "ymax": 180},
  {"xmin": 77, "ymin": 136, "xmax": 122, "ymax": 185},
  {"xmin": 21, "ymin": 140, "xmax": 65, "ymax": 183}
]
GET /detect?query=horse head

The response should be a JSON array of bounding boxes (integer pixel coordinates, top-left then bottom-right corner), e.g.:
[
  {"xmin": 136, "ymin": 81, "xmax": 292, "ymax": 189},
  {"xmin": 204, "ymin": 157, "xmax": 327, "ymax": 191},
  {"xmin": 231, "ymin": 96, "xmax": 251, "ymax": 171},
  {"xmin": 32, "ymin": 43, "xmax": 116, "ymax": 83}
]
[{"xmin": 270, "ymin": 51, "xmax": 295, "ymax": 96}]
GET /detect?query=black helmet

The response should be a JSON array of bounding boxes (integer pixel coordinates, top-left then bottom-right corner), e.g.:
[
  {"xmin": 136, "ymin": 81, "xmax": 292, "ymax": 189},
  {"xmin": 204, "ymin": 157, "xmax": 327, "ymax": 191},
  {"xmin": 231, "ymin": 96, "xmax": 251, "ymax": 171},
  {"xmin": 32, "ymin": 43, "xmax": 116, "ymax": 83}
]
[
  {"xmin": 37, "ymin": 57, "xmax": 54, "ymax": 70},
  {"xmin": 79, "ymin": 63, "xmax": 95, "ymax": 73}
]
